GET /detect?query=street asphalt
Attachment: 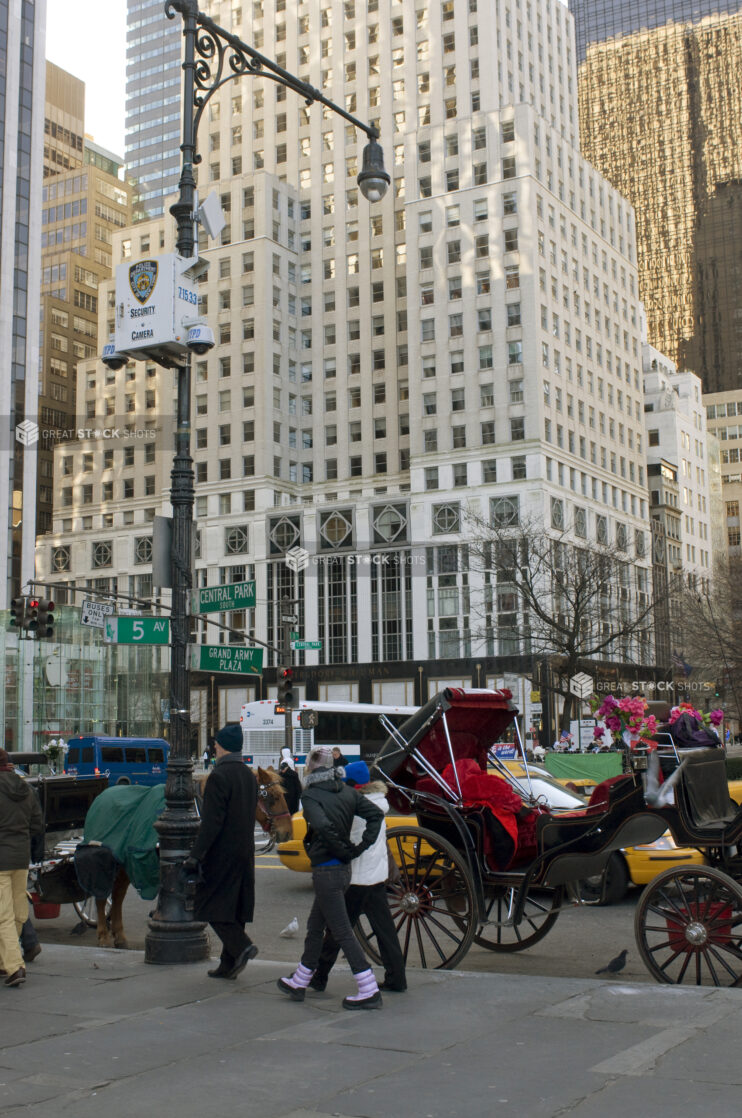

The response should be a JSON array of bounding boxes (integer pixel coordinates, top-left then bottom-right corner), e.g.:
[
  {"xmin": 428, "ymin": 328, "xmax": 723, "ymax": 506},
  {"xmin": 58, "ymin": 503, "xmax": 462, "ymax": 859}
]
[{"xmin": 3, "ymin": 943, "xmax": 742, "ymax": 1117}]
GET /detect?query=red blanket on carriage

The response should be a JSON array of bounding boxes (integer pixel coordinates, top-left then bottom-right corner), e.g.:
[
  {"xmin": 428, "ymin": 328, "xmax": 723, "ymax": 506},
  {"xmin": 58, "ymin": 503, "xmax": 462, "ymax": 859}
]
[{"xmin": 441, "ymin": 758, "xmax": 539, "ymax": 870}]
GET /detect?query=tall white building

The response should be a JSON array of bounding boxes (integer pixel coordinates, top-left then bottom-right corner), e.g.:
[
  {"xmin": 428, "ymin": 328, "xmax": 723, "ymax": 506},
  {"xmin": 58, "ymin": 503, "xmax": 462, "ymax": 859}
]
[
  {"xmin": 643, "ymin": 345, "xmax": 717, "ymax": 586},
  {"xmin": 38, "ymin": 0, "xmax": 656, "ymax": 718}
]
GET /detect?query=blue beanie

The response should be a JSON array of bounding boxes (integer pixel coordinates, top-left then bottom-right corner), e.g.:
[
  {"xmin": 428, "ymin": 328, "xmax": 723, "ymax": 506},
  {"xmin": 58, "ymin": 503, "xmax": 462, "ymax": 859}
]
[
  {"xmin": 344, "ymin": 760, "xmax": 370, "ymax": 787},
  {"xmin": 215, "ymin": 724, "xmax": 243, "ymax": 752}
]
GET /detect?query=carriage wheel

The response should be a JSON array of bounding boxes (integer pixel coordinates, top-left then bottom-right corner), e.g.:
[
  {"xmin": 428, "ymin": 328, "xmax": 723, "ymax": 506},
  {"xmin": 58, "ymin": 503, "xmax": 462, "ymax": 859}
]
[
  {"xmin": 635, "ymin": 865, "xmax": 742, "ymax": 987},
  {"xmin": 73, "ymin": 894, "xmax": 112, "ymax": 929},
  {"xmin": 355, "ymin": 826, "xmax": 477, "ymax": 970},
  {"xmin": 473, "ymin": 884, "xmax": 563, "ymax": 952}
]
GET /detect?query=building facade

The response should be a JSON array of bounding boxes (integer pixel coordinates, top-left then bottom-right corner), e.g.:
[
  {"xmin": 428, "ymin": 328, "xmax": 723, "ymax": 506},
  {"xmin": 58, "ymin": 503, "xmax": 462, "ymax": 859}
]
[
  {"xmin": 570, "ymin": 1, "xmax": 742, "ymax": 394},
  {"xmin": 38, "ymin": 0, "xmax": 660, "ymax": 738},
  {"xmin": 0, "ymin": 0, "xmax": 46, "ymax": 605},
  {"xmin": 39, "ymin": 63, "xmax": 132, "ymax": 535}
]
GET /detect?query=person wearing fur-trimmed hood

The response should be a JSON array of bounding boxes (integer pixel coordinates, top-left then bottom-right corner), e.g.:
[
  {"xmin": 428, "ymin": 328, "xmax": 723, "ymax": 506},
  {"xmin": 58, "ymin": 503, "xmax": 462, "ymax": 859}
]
[{"xmin": 310, "ymin": 760, "xmax": 406, "ymax": 993}]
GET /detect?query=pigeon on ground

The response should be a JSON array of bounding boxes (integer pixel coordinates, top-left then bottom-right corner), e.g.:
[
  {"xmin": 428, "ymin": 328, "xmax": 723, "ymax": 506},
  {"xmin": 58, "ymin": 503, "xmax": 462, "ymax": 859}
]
[
  {"xmin": 279, "ymin": 916, "xmax": 299, "ymax": 938},
  {"xmin": 595, "ymin": 949, "xmax": 628, "ymax": 975}
]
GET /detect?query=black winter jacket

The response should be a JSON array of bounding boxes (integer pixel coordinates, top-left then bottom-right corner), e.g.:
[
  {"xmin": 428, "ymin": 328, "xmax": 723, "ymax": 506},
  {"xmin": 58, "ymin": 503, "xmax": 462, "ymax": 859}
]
[{"xmin": 301, "ymin": 769, "xmax": 383, "ymax": 867}]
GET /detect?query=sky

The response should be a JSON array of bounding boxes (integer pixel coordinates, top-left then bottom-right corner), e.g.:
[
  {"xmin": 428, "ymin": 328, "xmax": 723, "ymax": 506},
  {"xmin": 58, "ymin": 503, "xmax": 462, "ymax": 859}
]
[{"xmin": 46, "ymin": 0, "xmax": 128, "ymax": 158}]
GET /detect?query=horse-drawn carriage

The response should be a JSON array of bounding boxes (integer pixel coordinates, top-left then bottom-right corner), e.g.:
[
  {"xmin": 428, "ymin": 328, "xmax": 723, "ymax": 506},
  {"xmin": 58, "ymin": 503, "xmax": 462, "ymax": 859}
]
[{"xmin": 356, "ymin": 689, "xmax": 742, "ymax": 987}]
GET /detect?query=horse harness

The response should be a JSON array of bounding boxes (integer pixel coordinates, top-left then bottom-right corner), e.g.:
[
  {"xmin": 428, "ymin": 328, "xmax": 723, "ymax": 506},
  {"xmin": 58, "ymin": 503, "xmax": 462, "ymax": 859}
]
[{"xmin": 257, "ymin": 776, "xmax": 292, "ymax": 829}]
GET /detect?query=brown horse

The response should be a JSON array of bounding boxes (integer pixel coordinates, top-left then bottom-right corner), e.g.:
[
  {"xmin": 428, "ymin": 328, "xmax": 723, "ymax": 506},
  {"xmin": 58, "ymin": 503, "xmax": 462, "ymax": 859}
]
[{"xmin": 92, "ymin": 766, "xmax": 293, "ymax": 949}]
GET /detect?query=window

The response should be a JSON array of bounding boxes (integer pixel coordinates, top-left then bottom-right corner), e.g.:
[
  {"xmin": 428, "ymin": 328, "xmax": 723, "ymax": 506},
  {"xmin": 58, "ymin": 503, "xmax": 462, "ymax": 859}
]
[
  {"xmin": 491, "ymin": 496, "xmax": 519, "ymax": 527},
  {"xmin": 510, "ymin": 417, "xmax": 525, "ymax": 441}
]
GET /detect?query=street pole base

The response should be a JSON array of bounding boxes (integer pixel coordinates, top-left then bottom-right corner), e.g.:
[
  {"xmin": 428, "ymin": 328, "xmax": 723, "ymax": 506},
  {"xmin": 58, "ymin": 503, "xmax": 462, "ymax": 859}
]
[{"xmin": 144, "ymin": 919, "xmax": 210, "ymax": 965}]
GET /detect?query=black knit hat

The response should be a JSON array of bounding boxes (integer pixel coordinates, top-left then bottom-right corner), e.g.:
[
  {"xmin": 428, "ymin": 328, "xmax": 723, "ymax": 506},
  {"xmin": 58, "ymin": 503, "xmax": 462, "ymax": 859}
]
[{"xmin": 215, "ymin": 724, "xmax": 243, "ymax": 752}]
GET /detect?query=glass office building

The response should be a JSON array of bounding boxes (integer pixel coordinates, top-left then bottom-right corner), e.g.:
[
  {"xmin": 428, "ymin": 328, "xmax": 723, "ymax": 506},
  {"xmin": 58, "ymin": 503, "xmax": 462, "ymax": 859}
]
[
  {"xmin": 0, "ymin": 0, "xmax": 45, "ymax": 605},
  {"xmin": 569, "ymin": 1, "xmax": 742, "ymax": 393}
]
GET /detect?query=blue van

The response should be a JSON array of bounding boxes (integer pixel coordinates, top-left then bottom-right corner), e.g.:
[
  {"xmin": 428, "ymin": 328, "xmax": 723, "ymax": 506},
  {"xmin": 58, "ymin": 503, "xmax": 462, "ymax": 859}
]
[{"xmin": 65, "ymin": 736, "xmax": 169, "ymax": 787}]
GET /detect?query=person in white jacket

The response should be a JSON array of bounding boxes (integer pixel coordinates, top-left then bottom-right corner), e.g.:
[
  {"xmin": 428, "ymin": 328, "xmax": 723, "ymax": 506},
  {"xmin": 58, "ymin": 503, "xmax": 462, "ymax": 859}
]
[{"xmin": 309, "ymin": 761, "xmax": 406, "ymax": 993}]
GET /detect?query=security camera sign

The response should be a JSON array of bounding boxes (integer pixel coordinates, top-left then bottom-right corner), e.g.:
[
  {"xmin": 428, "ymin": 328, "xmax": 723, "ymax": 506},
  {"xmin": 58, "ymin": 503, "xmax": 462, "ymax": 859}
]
[
  {"xmin": 129, "ymin": 260, "xmax": 158, "ymax": 304},
  {"xmin": 114, "ymin": 253, "xmax": 198, "ymax": 359}
]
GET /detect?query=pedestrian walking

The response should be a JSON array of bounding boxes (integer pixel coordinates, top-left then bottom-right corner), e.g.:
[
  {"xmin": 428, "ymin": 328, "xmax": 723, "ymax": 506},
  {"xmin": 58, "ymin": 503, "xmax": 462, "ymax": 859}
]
[
  {"xmin": 0, "ymin": 748, "xmax": 43, "ymax": 987},
  {"xmin": 310, "ymin": 761, "xmax": 406, "ymax": 993},
  {"xmin": 278, "ymin": 759, "xmax": 302, "ymax": 815},
  {"xmin": 202, "ymin": 747, "xmax": 210, "ymax": 771},
  {"xmin": 183, "ymin": 724, "xmax": 259, "ymax": 980},
  {"xmin": 278, "ymin": 746, "xmax": 384, "ymax": 1009}
]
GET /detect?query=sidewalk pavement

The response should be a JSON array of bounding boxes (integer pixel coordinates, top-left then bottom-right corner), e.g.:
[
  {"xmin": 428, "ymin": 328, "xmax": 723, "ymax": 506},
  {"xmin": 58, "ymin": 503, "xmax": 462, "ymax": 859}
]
[{"xmin": 3, "ymin": 944, "xmax": 742, "ymax": 1118}]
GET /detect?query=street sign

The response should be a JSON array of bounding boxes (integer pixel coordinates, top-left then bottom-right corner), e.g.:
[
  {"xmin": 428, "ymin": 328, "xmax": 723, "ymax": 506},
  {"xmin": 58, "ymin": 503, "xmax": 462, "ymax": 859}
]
[
  {"xmin": 80, "ymin": 599, "xmax": 114, "ymax": 628},
  {"xmin": 530, "ymin": 690, "xmax": 541, "ymax": 702},
  {"xmin": 291, "ymin": 640, "xmax": 323, "ymax": 651},
  {"xmin": 105, "ymin": 616, "xmax": 170, "ymax": 644},
  {"xmin": 290, "ymin": 630, "xmax": 301, "ymax": 640},
  {"xmin": 282, "ymin": 614, "xmax": 299, "ymax": 624},
  {"xmin": 530, "ymin": 703, "xmax": 543, "ymax": 716},
  {"xmin": 190, "ymin": 644, "xmax": 263, "ymax": 675},
  {"xmin": 192, "ymin": 580, "xmax": 256, "ymax": 614}
]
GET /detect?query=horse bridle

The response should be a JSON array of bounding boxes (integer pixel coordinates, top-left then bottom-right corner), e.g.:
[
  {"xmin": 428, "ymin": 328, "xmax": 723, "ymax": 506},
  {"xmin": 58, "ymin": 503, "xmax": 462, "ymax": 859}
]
[{"xmin": 257, "ymin": 777, "xmax": 292, "ymax": 827}]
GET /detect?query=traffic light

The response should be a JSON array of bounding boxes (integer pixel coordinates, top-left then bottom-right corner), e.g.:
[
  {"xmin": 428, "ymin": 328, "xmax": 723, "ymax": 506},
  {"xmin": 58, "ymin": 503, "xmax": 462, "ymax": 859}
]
[
  {"xmin": 25, "ymin": 598, "xmax": 39, "ymax": 632},
  {"xmin": 277, "ymin": 667, "xmax": 295, "ymax": 708},
  {"xmin": 36, "ymin": 599, "xmax": 55, "ymax": 638},
  {"xmin": 9, "ymin": 596, "xmax": 26, "ymax": 629}
]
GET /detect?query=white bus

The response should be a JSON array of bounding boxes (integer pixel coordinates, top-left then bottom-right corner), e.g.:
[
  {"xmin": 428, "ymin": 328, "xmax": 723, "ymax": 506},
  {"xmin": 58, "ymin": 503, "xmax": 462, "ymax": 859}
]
[{"xmin": 239, "ymin": 699, "xmax": 417, "ymax": 771}]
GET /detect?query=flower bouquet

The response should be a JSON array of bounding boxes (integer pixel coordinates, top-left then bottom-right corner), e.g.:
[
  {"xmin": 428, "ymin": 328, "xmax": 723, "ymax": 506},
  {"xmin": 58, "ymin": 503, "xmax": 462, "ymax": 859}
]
[
  {"xmin": 41, "ymin": 737, "xmax": 68, "ymax": 772},
  {"xmin": 668, "ymin": 701, "xmax": 723, "ymax": 731},
  {"xmin": 589, "ymin": 696, "xmax": 659, "ymax": 768}
]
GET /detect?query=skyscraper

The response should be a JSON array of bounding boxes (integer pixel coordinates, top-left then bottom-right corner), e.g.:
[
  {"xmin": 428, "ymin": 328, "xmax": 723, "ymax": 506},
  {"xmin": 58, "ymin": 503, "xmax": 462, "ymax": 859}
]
[
  {"xmin": 125, "ymin": 0, "xmax": 182, "ymax": 219},
  {"xmin": 569, "ymin": 1, "xmax": 742, "ymax": 393},
  {"xmin": 39, "ymin": 63, "xmax": 132, "ymax": 536},
  {"xmin": 39, "ymin": 0, "xmax": 657, "ymax": 740},
  {"xmin": 0, "ymin": 0, "xmax": 46, "ymax": 605}
]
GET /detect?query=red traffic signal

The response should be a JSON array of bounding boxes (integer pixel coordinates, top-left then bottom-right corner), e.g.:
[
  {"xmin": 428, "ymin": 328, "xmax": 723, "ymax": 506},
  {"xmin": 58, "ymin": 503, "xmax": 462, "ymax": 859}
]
[
  {"xmin": 25, "ymin": 599, "xmax": 39, "ymax": 631},
  {"xmin": 277, "ymin": 666, "xmax": 295, "ymax": 707}
]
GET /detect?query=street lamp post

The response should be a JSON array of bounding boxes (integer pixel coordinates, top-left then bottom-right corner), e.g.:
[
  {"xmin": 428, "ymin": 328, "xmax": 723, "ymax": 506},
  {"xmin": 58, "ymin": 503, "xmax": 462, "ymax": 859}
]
[{"xmin": 145, "ymin": 0, "xmax": 389, "ymax": 964}]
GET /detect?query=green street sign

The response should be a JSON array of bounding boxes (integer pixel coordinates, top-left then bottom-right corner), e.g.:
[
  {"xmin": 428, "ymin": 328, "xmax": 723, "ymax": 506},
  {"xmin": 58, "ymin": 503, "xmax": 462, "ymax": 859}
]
[
  {"xmin": 105, "ymin": 616, "xmax": 170, "ymax": 644},
  {"xmin": 192, "ymin": 580, "xmax": 256, "ymax": 614},
  {"xmin": 291, "ymin": 639, "xmax": 323, "ymax": 651},
  {"xmin": 191, "ymin": 644, "xmax": 264, "ymax": 675},
  {"xmin": 290, "ymin": 630, "xmax": 301, "ymax": 640}
]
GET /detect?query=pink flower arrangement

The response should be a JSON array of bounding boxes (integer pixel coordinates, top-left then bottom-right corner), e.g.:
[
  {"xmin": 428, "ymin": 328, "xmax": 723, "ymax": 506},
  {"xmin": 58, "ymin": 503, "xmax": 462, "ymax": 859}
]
[
  {"xmin": 668, "ymin": 701, "xmax": 724, "ymax": 730},
  {"xmin": 589, "ymin": 694, "xmax": 658, "ymax": 749}
]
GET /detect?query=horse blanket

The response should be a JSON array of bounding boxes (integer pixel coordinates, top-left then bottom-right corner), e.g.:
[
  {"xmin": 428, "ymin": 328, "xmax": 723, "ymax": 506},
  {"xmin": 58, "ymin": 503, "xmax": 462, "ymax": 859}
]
[{"xmin": 81, "ymin": 784, "xmax": 165, "ymax": 900}]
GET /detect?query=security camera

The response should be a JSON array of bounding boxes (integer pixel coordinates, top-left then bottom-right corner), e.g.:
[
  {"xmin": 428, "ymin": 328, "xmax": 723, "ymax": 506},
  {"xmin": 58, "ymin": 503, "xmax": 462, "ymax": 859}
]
[
  {"xmin": 186, "ymin": 323, "xmax": 215, "ymax": 355},
  {"xmin": 101, "ymin": 341, "xmax": 128, "ymax": 372}
]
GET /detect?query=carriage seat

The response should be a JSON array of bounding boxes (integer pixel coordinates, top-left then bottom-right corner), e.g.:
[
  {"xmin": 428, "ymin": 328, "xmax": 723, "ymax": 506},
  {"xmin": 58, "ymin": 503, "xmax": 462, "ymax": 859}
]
[{"xmin": 678, "ymin": 749, "xmax": 738, "ymax": 829}]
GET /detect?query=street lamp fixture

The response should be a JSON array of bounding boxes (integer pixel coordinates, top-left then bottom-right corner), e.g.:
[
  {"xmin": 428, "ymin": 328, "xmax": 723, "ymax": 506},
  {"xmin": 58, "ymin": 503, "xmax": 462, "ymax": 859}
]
[
  {"xmin": 145, "ymin": 0, "xmax": 390, "ymax": 965},
  {"xmin": 357, "ymin": 139, "xmax": 391, "ymax": 203}
]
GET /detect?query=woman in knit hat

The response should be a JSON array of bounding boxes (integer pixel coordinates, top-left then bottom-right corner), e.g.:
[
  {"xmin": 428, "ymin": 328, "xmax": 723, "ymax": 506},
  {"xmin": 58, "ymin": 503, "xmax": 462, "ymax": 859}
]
[
  {"xmin": 277, "ymin": 746, "xmax": 385, "ymax": 1009},
  {"xmin": 310, "ymin": 760, "xmax": 406, "ymax": 993}
]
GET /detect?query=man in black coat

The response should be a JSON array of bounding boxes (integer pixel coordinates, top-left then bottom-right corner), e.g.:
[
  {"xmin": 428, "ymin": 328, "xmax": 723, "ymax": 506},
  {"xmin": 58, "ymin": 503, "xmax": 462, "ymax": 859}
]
[{"xmin": 184, "ymin": 724, "xmax": 258, "ymax": 980}]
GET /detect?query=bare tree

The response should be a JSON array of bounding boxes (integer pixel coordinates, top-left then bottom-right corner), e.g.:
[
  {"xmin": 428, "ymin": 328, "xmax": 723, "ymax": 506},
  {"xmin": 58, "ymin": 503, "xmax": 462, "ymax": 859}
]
[
  {"xmin": 675, "ymin": 559, "xmax": 742, "ymax": 726},
  {"xmin": 466, "ymin": 509, "xmax": 666, "ymax": 731}
]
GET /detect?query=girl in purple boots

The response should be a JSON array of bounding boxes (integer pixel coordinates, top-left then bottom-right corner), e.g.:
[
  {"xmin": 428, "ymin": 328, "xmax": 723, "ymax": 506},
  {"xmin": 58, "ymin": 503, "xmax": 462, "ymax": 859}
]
[{"xmin": 277, "ymin": 747, "xmax": 384, "ymax": 1009}]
